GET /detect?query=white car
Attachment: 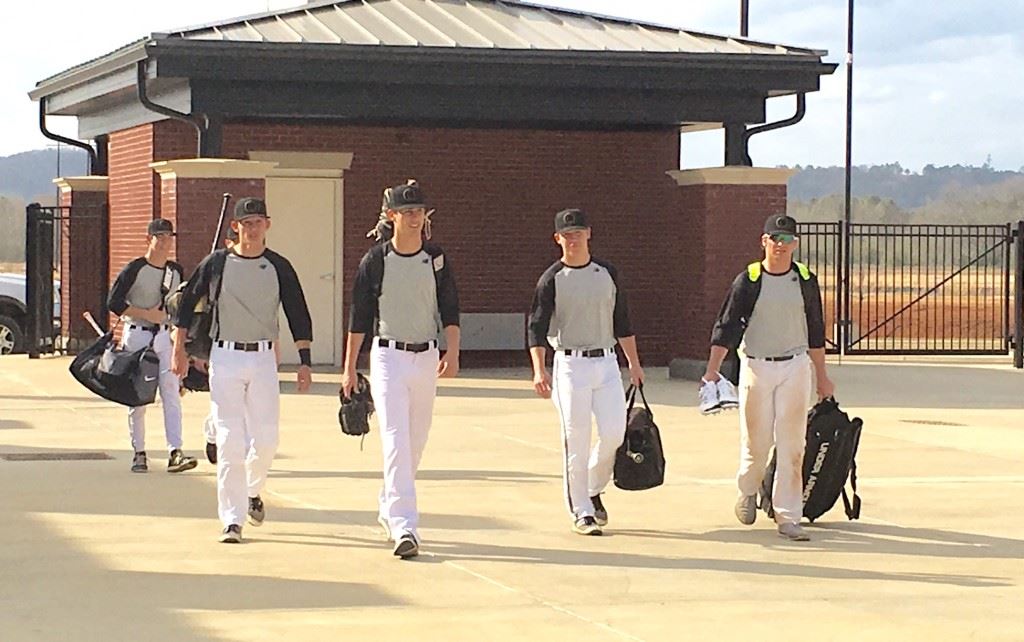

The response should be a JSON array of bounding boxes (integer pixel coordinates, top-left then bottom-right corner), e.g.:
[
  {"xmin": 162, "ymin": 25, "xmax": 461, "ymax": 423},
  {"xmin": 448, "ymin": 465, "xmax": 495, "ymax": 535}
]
[{"xmin": 0, "ymin": 273, "xmax": 60, "ymax": 355}]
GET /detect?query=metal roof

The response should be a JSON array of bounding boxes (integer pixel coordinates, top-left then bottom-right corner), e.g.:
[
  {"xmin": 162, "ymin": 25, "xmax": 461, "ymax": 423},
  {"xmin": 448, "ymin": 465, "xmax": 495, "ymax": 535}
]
[{"xmin": 162, "ymin": 0, "xmax": 826, "ymax": 56}]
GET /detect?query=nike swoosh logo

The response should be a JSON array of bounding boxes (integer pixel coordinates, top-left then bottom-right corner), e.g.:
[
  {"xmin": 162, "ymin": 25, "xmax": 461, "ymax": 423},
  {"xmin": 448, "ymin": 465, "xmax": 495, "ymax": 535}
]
[{"xmin": 144, "ymin": 376, "xmax": 157, "ymax": 382}]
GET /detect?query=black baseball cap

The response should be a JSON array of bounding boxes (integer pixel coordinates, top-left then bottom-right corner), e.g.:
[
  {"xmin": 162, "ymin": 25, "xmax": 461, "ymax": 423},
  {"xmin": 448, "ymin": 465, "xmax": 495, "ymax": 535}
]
[
  {"xmin": 147, "ymin": 218, "xmax": 175, "ymax": 236},
  {"xmin": 384, "ymin": 182, "xmax": 426, "ymax": 211},
  {"xmin": 233, "ymin": 197, "xmax": 268, "ymax": 220},
  {"xmin": 554, "ymin": 208, "xmax": 589, "ymax": 233},
  {"xmin": 764, "ymin": 213, "xmax": 798, "ymax": 237}
]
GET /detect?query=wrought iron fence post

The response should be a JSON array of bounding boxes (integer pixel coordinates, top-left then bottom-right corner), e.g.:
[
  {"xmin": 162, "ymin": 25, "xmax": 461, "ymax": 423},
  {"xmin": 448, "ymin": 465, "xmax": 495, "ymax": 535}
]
[
  {"xmin": 1015, "ymin": 220, "xmax": 1023, "ymax": 369},
  {"xmin": 25, "ymin": 204, "xmax": 41, "ymax": 358},
  {"xmin": 842, "ymin": 218, "xmax": 852, "ymax": 355}
]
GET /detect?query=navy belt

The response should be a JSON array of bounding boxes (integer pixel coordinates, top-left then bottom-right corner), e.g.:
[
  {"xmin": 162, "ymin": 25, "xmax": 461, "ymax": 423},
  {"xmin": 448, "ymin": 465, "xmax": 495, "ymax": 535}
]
[
  {"xmin": 752, "ymin": 355, "xmax": 795, "ymax": 362},
  {"xmin": 378, "ymin": 338, "xmax": 436, "ymax": 353},
  {"xmin": 563, "ymin": 348, "xmax": 613, "ymax": 358}
]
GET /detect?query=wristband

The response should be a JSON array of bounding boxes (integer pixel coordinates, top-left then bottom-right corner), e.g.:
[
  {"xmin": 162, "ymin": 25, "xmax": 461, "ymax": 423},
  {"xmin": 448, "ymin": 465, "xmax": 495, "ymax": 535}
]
[{"xmin": 298, "ymin": 348, "xmax": 312, "ymax": 367}]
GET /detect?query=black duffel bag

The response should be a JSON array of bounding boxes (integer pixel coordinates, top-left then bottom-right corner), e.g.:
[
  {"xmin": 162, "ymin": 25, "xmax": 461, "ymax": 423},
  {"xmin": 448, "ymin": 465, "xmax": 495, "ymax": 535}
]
[
  {"xmin": 760, "ymin": 397, "xmax": 863, "ymax": 522},
  {"xmin": 69, "ymin": 330, "xmax": 160, "ymax": 407},
  {"xmin": 613, "ymin": 384, "xmax": 666, "ymax": 491}
]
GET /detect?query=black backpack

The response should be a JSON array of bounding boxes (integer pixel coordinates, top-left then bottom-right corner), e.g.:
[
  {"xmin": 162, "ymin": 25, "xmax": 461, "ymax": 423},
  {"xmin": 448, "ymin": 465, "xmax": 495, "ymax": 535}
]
[
  {"xmin": 613, "ymin": 385, "xmax": 666, "ymax": 491},
  {"xmin": 165, "ymin": 251, "xmax": 227, "ymax": 361},
  {"xmin": 760, "ymin": 397, "xmax": 863, "ymax": 522}
]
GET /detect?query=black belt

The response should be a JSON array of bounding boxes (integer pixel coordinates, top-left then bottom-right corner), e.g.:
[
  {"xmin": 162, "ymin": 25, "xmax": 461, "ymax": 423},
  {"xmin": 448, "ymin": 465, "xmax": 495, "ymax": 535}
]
[
  {"xmin": 215, "ymin": 340, "xmax": 274, "ymax": 352},
  {"xmin": 128, "ymin": 323, "xmax": 167, "ymax": 332},
  {"xmin": 563, "ymin": 348, "xmax": 612, "ymax": 358},
  {"xmin": 378, "ymin": 338, "xmax": 436, "ymax": 353},
  {"xmin": 753, "ymin": 355, "xmax": 795, "ymax": 362}
]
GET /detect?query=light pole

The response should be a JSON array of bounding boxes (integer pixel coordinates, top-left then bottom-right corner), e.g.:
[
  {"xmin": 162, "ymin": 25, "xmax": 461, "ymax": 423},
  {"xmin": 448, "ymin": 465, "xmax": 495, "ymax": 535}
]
[{"xmin": 842, "ymin": 0, "xmax": 855, "ymax": 354}]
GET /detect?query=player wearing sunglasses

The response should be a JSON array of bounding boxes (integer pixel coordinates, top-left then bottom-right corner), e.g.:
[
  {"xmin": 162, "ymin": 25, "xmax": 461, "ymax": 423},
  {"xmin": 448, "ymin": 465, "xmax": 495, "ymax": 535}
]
[{"xmin": 702, "ymin": 213, "xmax": 834, "ymax": 542}]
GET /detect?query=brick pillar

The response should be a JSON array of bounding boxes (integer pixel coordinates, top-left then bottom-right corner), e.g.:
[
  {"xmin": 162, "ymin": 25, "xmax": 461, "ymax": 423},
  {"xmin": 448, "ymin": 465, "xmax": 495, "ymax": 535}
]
[
  {"xmin": 666, "ymin": 167, "xmax": 794, "ymax": 375},
  {"xmin": 149, "ymin": 159, "xmax": 278, "ymax": 274},
  {"xmin": 53, "ymin": 176, "xmax": 109, "ymax": 352}
]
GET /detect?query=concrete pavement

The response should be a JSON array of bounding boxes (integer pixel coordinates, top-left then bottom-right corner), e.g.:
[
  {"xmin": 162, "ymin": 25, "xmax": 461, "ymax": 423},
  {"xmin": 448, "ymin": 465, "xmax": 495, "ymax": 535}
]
[{"xmin": 1, "ymin": 356, "xmax": 1022, "ymax": 641}]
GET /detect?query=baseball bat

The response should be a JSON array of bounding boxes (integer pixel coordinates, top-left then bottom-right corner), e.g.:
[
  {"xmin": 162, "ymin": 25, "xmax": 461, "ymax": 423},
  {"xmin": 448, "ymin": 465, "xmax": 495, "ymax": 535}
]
[
  {"xmin": 210, "ymin": 193, "xmax": 232, "ymax": 253},
  {"xmin": 82, "ymin": 311, "xmax": 104, "ymax": 337}
]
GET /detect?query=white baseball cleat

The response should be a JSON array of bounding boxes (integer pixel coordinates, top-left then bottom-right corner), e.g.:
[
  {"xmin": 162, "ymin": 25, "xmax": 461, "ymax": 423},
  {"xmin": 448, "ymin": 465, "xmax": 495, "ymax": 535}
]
[
  {"xmin": 699, "ymin": 379, "xmax": 722, "ymax": 415},
  {"xmin": 716, "ymin": 376, "xmax": 739, "ymax": 409}
]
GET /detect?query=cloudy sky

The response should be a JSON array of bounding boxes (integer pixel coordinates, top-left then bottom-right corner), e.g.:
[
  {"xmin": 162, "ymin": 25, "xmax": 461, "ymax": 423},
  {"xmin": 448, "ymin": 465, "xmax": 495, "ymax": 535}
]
[{"xmin": 2, "ymin": 0, "xmax": 1021, "ymax": 170}]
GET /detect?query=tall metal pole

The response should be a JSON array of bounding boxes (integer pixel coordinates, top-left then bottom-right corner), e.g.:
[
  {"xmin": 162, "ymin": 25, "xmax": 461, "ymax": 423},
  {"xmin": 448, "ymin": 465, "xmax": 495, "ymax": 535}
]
[
  {"xmin": 841, "ymin": 0, "xmax": 855, "ymax": 355},
  {"xmin": 1014, "ymin": 220, "xmax": 1023, "ymax": 369},
  {"xmin": 740, "ymin": 0, "xmax": 749, "ymax": 37}
]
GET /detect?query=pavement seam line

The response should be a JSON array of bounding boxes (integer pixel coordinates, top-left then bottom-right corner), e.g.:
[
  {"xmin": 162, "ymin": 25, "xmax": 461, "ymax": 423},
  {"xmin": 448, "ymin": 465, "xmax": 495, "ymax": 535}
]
[
  {"xmin": 266, "ymin": 489, "xmax": 647, "ymax": 642},
  {"xmin": 468, "ymin": 425, "xmax": 561, "ymax": 453}
]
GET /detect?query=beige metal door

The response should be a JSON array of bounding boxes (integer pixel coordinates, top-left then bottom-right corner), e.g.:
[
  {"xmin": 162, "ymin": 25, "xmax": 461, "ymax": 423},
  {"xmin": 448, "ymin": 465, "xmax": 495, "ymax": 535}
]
[{"xmin": 265, "ymin": 177, "xmax": 341, "ymax": 365}]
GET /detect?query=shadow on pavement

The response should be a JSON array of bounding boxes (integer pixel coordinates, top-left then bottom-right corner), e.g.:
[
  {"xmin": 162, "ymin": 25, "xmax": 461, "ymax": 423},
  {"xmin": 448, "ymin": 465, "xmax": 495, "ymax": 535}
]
[
  {"xmin": 422, "ymin": 538, "xmax": 1009, "ymax": 588},
  {"xmin": 615, "ymin": 522, "xmax": 1024, "ymax": 560}
]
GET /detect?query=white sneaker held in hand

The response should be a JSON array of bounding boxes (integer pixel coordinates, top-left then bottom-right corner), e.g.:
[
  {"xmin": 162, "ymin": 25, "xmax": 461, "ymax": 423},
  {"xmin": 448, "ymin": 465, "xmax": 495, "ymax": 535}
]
[
  {"xmin": 716, "ymin": 376, "xmax": 739, "ymax": 409},
  {"xmin": 698, "ymin": 379, "xmax": 722, "ymax": 415}
]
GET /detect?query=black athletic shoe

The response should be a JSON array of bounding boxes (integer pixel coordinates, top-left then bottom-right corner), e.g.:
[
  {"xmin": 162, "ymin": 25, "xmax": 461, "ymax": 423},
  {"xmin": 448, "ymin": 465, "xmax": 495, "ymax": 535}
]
[
  {"xmin": 167, "ymin": 449, "xmax": 198, "ymax": 473},
  {"xmin": 131, "ymin": 451, "xmax": 147, "ymax": 473},
  {"xmin": 591, "ymin": 494, "xmax": 608, "ymax": 526},
  {"xmin": 205, "ymin": 441, "xmax": 217, "ymax": 465},
  {"xmin": 248, "ymin": 496, "xmax": 265, "ymax": 527},
  {"xmin": 393, "ymin": 534, "xmax": 419, "ymax": 559},
  {"xmin": 572, "ymin": 516, "xmax": 603, "ymax": 536},
  {"xmin": 219, "ymin": 524, "xmax": 242, "ymax": 544}
]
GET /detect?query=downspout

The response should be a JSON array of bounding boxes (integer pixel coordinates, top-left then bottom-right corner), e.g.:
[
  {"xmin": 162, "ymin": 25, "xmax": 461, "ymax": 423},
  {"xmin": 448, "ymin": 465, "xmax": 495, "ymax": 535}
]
[
  {"xmin": 741, "ymin": 93, "xmax": 807, "ymax": 166},
  {"xmin": 39, "ymin": 98, "xmax": 98, "ymax": 175},
  {"xmin": 136, "ymin": 59, "xmax": 207, "ymax": 157}
]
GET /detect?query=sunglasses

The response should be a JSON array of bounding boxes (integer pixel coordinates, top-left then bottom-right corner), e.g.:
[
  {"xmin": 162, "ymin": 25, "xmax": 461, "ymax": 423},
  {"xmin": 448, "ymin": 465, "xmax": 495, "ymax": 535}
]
[{"xmin": 769, "ymin": 233, "xmax": 796, "ymax": 244}]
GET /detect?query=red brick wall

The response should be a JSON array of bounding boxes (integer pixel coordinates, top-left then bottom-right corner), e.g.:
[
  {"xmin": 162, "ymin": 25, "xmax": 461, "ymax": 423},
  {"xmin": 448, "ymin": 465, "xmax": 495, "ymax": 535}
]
[
  {"xmin": 108, "ymin": 120, "xmax": 197, "ymax": 277},
  {"xmin": 58, "ymin": 189, "xmax": 108, "ymax": 349},
  {"xmin": 675, "ymin": 183, "xmax": 789, "ymax": 360},
  {"xmin": 107, "ymin": 119, "xmax": 794, "ymax": 366},
  {"xmin": 218, "ymin": 122, "xmax": 685, "ymax": 365}
]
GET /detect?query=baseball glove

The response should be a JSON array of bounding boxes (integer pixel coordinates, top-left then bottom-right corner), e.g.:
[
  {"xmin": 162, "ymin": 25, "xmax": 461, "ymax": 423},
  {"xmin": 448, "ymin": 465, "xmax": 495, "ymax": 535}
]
[
  {"xmin": 181, "ymin": 364, "xmax": 210, "ymax": 393},
  {"xmin": 339, "ymin": 373, "xmax": 374, "ymax": 437}
]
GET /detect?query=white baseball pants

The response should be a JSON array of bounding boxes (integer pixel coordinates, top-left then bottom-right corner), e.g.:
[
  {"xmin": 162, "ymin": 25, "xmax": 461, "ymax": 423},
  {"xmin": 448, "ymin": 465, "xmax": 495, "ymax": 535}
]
[
  {"xmin": 122, "ymin": 326, "xmax": 182, "ymax": 453},
  {"xmin": 203, "ymin": 410, "xmax": 258, "ymax": 495},
  {"xmin": 736, "ymin": 353, "xmax": 814, "ymax": 525},
  {"xmin": 208, "ymin": 345, "xmax": 280, "ymax": 528},
  {"xmin": 551, "ymin": 352, "xmax": 627, "ymax": 520},
  {"xmin": 370, "ymin": 343, "xmax": 439, "ymax": 541}
]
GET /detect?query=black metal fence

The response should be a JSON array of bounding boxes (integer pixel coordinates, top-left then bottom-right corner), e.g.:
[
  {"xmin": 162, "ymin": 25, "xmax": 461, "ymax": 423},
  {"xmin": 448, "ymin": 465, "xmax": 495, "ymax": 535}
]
[
  {"xmin": 796, "ymin": 221, "xmax": 1022, "ymax": 365},
  {"xmin": 25, "ymin": 203, "xmax": 108, "ymax": 358}
]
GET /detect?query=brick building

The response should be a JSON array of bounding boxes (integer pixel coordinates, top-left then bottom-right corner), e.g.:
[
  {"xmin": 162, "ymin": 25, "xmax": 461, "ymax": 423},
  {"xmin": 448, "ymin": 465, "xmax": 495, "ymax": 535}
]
[{"xmin": 30, "ymin": 0, "xmax": 834, "ymax": 368}]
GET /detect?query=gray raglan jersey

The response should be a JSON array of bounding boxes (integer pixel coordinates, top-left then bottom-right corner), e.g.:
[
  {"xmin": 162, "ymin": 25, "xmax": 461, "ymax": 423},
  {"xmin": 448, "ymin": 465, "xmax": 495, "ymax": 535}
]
[
  {"xmin": 527, "ymin": 258, "xmax": 632, "ymax": 351},
  {"xmin": 378, "ymin": 249, "xmax": 440, "ymax": 343},
  {"xmin": 175, "ymin": 248, "xmax": 312, "ymax": 345},
  {"xmin": 107, "ymin": 258, "xmax": 183, "ymax": 326},
  {"xmin": 214, "ymin": 253, "xmax": 282, "ymax": 342},
  {"xmin": 740, "ymin": 272, "xmax": 809, "ymax": 358}
]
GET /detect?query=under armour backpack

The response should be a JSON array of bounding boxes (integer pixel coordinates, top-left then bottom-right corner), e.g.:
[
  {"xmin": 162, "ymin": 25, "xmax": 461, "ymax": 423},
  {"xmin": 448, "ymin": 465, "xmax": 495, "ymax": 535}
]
[{"xmin": 759, "ymin": 397, "xmax": 863, "ymax": 522}]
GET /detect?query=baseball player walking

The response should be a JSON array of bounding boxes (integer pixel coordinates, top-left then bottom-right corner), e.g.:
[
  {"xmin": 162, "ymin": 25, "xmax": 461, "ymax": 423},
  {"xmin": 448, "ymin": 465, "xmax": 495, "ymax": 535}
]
[
  {"xmin": 341, "ymin": 180, "xmax": 460, "ymax": 559},
  {"xmin": 172, "ymin": 198, "xmax": 313, "ymax": 543},
  {"xmin": 528, "ymin": 208, "xmax": 644, "ymax": 536},
  {"xmin": 107, "ymin": 218, "xmax": 198, "ymax": 474},
  {"xmin": 703, "ymin": 214, "xmax": 834, "ymax": 542}
]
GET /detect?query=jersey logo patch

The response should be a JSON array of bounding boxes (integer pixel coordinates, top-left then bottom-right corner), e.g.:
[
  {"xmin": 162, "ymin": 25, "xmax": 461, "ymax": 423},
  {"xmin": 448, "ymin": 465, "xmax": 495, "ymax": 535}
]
[
  {"xmin": 260, "ymin": 263, "xmax": 268, "ymax": 270},
  {"xmin": 433, "ymin": 255, "xmax": 444, "ymax": 272}
]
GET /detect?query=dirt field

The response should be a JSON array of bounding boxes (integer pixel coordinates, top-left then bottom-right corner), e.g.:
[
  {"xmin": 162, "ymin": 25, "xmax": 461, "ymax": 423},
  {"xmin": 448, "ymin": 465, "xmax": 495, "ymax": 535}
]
[
  {"xmin": 817, "ymin": 268, "xmax": 1015, "ymax": 351},
  {"xmin": 0, "ymin": 262, "xmax": 25, "ymax": 274}
]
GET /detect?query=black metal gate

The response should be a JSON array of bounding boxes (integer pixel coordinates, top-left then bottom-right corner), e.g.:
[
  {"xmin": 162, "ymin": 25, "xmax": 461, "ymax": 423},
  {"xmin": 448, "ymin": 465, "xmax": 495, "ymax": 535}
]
[
  {"xmin": 25, "ymin": 203, "xmax": 108, "ymax": 358},
  {"xmin": 796, "ymin": 221, "xmax": 1022, "ymax": 367}
]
